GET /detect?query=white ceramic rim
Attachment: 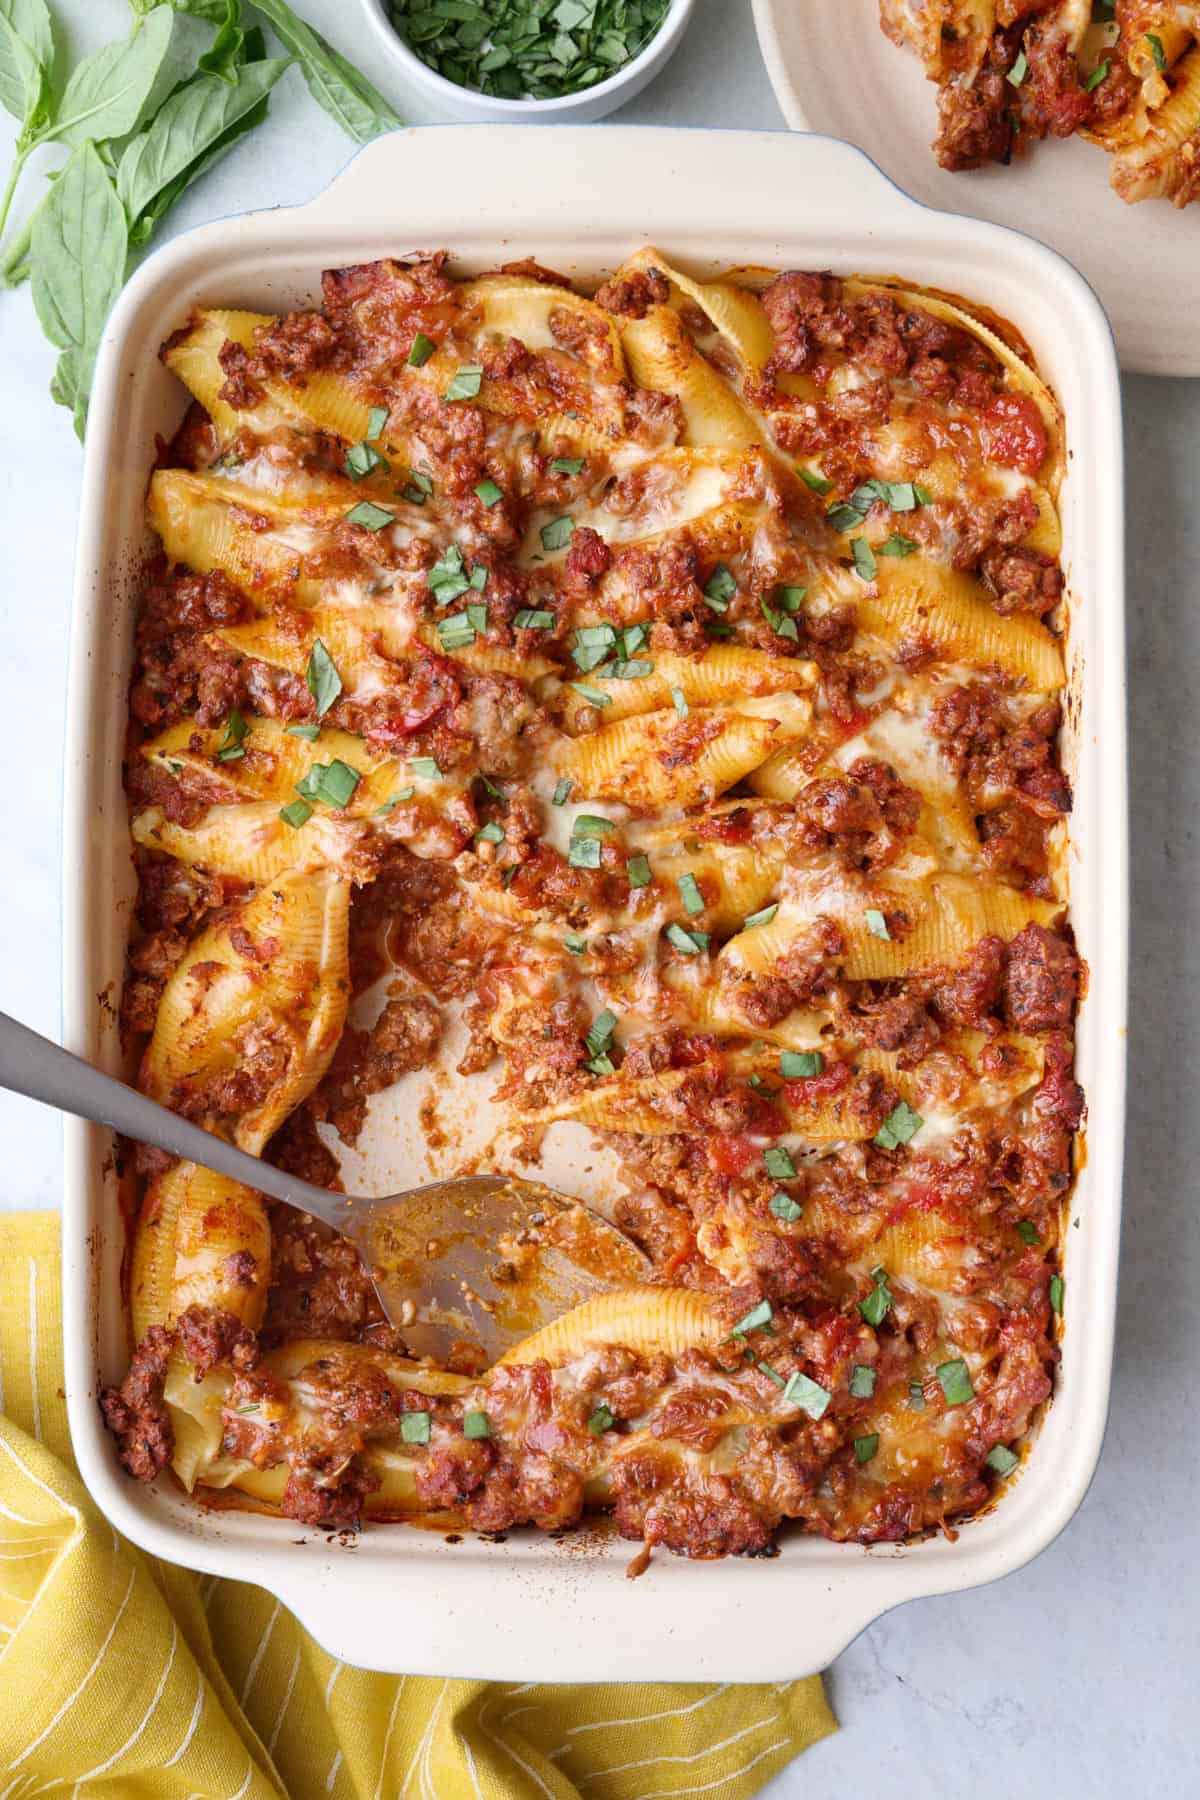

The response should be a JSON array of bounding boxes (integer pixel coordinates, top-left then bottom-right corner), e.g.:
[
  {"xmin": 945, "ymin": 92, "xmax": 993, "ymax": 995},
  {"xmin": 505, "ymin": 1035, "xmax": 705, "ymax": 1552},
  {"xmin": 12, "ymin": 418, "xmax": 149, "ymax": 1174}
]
[
  {"xmin": 358, "ymin": 0, "xmax": 696, "ymax": 117},
  {"xmin": 63, "ymin": 124, "xmax": 1128, "ymax": 1681}
]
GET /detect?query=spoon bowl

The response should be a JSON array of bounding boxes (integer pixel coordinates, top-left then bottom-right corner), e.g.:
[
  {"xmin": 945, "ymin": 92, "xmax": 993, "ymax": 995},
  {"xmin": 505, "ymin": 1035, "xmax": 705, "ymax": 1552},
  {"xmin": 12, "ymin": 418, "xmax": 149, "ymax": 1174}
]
[{"xmin": 0, "ymin": 1010, "xmax": 648, "ymax": 1361}]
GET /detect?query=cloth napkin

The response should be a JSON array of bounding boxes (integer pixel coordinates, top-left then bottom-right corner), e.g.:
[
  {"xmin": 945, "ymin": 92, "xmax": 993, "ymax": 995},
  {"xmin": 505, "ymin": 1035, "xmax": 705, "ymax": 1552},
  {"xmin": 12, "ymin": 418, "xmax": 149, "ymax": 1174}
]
[{"xmin": 0, "ymin": 1212, "xmax": 835, "ymax": 1797}]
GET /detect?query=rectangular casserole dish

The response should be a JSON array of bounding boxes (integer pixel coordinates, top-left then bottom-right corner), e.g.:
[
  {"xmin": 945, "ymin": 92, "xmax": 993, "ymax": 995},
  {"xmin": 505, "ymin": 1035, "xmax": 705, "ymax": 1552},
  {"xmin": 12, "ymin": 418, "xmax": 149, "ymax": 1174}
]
[{"xmin": 63, "ymin": 125, "xmax": 1127, "ymax": 1682}]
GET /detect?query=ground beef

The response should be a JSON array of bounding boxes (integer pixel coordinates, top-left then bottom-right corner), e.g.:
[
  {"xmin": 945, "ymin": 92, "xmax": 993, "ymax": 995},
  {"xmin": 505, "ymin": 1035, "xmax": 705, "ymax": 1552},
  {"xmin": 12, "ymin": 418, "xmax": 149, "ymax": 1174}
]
[
  {"xmin": 261, "ymin": 1205, "xmax": 385, "ymax": 1346},
  {"xmin": 175, "ymin": 1304, "xmax": 258, "ymax": 1379},
  {"xmin": 563, "ymin": 524, "xmax": 611, "ymax": 588},
  {"xmin": 309, "ymin": 995, "xmax": 443, "ymax": 1144},
  {"xmin": 129, "ymin": 567, "xmax": 253, "ymax": 732},
  {"xmin": 929, "ymin": 934, "xmax": 1007, "ymax": 1028},
  {"xmin": 248, "ymin": 311, "xmax": 340, "ymax": 384},
  {"xmin": 281, "ymin": 1460, "xmax": 381, "ymax": 1528},
  {"xmin": 99, "ymin": 1326, "xmax": 174, "ymax": 1481},
  {"xmin": 851, "ymin": 989, "xmax": 941, "ymax": 1067},
  {"xmin": 593, "ymin": 265, "xmax": 670, "ymax": 318},
  {"xmin": 1002, "ymin": 924, "xmax": 1080, "ymax": 1031},
  {"xmin": 792, "ymin": 758, "xmax": 920, "ymax": 871},
  {"xmin": 981, "ymin": 544, "xmax": 1062, "ymax": 616}
]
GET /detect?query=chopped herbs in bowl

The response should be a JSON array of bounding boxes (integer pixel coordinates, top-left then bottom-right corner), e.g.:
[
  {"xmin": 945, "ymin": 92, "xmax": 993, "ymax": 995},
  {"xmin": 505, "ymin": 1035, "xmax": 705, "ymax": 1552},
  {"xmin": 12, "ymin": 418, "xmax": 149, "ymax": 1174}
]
[{"xmin": 362, "ymin": 0, "xmax": 695, "ymax": 121}]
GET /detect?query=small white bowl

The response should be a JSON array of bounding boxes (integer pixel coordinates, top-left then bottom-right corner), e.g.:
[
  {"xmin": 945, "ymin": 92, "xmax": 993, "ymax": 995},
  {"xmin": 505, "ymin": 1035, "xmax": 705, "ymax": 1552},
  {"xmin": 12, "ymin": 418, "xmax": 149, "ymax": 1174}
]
[{"xmin": 359, "ymin": 0, "xmax": 696, "ymax": 123}]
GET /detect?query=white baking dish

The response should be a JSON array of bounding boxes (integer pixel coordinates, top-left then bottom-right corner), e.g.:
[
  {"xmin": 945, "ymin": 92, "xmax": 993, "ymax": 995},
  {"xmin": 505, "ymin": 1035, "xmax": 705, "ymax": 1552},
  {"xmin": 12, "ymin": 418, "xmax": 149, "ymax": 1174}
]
[{"xmin": 62, "ymin": 125, "xmax": 1127, "ymax": 1682}]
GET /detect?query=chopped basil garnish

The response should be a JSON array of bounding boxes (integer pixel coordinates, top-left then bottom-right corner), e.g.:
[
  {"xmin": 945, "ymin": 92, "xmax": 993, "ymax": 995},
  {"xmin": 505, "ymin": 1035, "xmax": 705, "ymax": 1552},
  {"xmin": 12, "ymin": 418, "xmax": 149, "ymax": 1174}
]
[
  {"xmin": 344, "ymin": 440, "xmax": 389, "ymax": 481},
  {"xmin": 677, "ymin": 872, "xmax": 704, "ymax": 916},
  {"xmin": 407, "ymin": 334, "xmax": 436, "ymax": 367},
  {"xmin": 444, "ymin": 365, "xmax": 483, "ymax": 401},
  {"xmin": 469, "ymin": 566, "xmax": 488, "ymax": 592},
  {"xmin": 1007, "ymin": 47, "xmax": 1028, "ymax": 86},
  {"xmin": 1017, "ymin": 1219, "xmax": 1040, "ymax": 1246},
  {"xmin": 703, "ymin": 563, "xmax": 736, "ymax": 609},
  {"xmin": 514, "ymin": 608, "xmax": 555, "ymax": 630},
  {"xmin": 780, "ymin": 1050, "xmax": 823, "ymax": 1078},
  {"xmin": 761, "ymin": 594, "xmax": 799, "ymax": 641},
  {"xmin": 1147, "ymin": 31, "xmax": 1167, "ymax": 71},
  {"xmin": 437, "ymin": 611, "xmax": 476, "ymax": 651},
  {"xmin": 475, "ymin": 820, "xmax": 504, "ymax": 844},
  {"xmin": 296, "ymin": 759, "xmax": 361, "ymax": 809},
  {"xmin": 665, "ymin": 922, "xmax": 709, "ymax": 955},
  {"xmin": 757, "ymin": 1359, "xmax": 786, "ymax": 1387},
  {"xmin": 1049, "ymin": 1274, "xmax": 1064, "ymax": 1313},
  {"xmin": 569, "ymin": 681, "xmax": 611, "ymax": 707},
  {"xmin": 396, "ymin": 0, "xmax": 671, "ymax": 100},
  {"xmin": 286, "ymin": 722, "xmax": 321, "ymax": 742},
  {"xmin": 704, "ymin": 621, "xmax": 735, "ymax": 640},
  {"xmin": 854, "ymin": 1433, "xmax": 880, "ymax": 1464},
  {"xmin": 367, "ymin": 405, "xmax": 390, "ymax": 439},
  {"xmin": 541, "ymin": 515, "xmax": 575, "ymax": 551},
  {"xmin": 344, "ymin": 500, "xmax": 394, "ymax": 531},
  {"xmin": 552, "ymin": 777, "xmax": 573, "ymax": 806},
  {"xmin": 849, "ymin": 1364, "xmax": 876, "ymax": 1399},
  {"xmin": 376, "ymin": 787, "xmax": 415, "ymax": 813},
  {"xmin": 783, "ymin": 1370, "xmax": 830, "ymax": 1419},
  {"xmin": 769, "ymin": 1191, "xmax": 803, "ymax": 1223},
  {"xmin": 731, "ymin": 1299, "xmax": 773, "ymax": 1337},
  {"xmin": 400, "ymin": 1410, "xmax": 432, "ymax": 1444},
  {"xmin": 305, "ymin": 639, "xmax": 342, "ymax": 718},
  {"xmin": 865, "ymin": 908, "xmax": 891, "ymax": 940},
  {"xmin": 909, "ymin": 1377, "xmax": 927, "ymax": 1410},
  {"xmin": 572, "ymin": 814, "xmax": 615, "ymax": 838},
  {"xmin": 986, "ymin": 1443, "xmax": 1019, "ymax": 1476},
  {"xmin": 874, "ymin": 1101, "xmax": 924, "ymax": 1151},
  {"xmin": 936, "ymin": 1359, "xmax": 975, "ymax": 1407},
  {"xmin": 851, "ymin": 537, "xmax": 878, "ymax": 582},
  {"xmin": 913, "ymin": 483, "xmax": 933, "ymax": 505},
  {"xmin": 428, "ymin": 543, "xmax": 472, "ymax": 604},
  {"xmin": 404, "ymin": 468, "xmax": 434, "ymax": 502},
  {"xmin": 826, "ymin": 502, "xmax": 865, "ymax": 532},
  {"xmin": 278, "ymin": 798, "xmax": 312, "ymax": 830},
  {"xmin": 798, "ymin": 465, "xmax": 834, "ymax": 495},
  {"xmin": 742, "ymin": 903, "xmax": 778, "ymax": 930},
  {"xmin": 410, "ymin": 756, "xmax": 441, "ymax": 779},
  {"xmin": 877, "ymin": 532, "xmax": 917, "ymax": 557},
  {"xmin": 474, "ymin": 478, "xmax": 503, "ymax": 507},
  {"xmin": 572, "ymin": 623, "xmax": 617, "ymax": 672},
  {"xmin": 463, "ymin": 1410, "xmax": 490, "ymax": 1439},
  {"xmin": 568, "ymin": 836, "xmax": 601, "ymax": 869},
  {"xmin": 217, "ymin": 709, "xmax": 248, "ymax": 762},
  {"xmin": 478, "ymin": 772, "xmax": 505, "ymax": 803},
  {"xmin": 626, "ymin": 853, "xmax": 652, "ymax": 889},
  {"xmin": 563, "ymin": 932, "xmax": 587, "ymax": 956},
  {"xmin": 671, "ymin": 685, "xmax": 689, "ymax": 719},
  {"xmin": 1085, "ymin": 58, "xmax": 1110, "ymax": 90},
  {"xmin": 618, "ymin": 623, "xmax": 649, "ymax": 657},
  {"xmin": 763, "ymin": 1146, "xmax": 797, "ymax": 1180},
  {"xmin": 588, "ymin": 1403, "xmax": 615, "ymax": 1435},
  {"xmin": 859, "ymin": 1264, "xmax": 893, "ymax": 1327},
  {"xmin": 467, "ymin": 603, "xmax": 488, "ymax": 634},
  {"xmin": 550, "ymin": 456, "xmax": 584, "ymax": 475},
  {"xmin": 608, "ymin": 659, "xmax": 654, "ymax": 680},
  {"xmin": 584, "ymin": 1009, "xmax": 617, "ymax": 1061}
]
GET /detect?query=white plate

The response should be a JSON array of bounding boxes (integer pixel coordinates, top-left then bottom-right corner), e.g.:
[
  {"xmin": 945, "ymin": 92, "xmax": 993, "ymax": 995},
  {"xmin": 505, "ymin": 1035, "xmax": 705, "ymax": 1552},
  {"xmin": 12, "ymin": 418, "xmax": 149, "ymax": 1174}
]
[
  {"xmin": 65, "ymin": 125, "xmax": 1126, "ymax": 1681},
  {"xmin": 753, "ymin": 0, "xmax": 1200, "ymax": 376}
]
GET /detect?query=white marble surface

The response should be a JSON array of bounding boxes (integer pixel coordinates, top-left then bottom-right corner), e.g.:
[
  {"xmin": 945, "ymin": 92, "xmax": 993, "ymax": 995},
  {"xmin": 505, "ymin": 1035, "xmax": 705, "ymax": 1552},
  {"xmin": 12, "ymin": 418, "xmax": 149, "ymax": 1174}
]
[{"xmin": 0, "ymin": 0, "xmax": 1193, "ymax": 1789}]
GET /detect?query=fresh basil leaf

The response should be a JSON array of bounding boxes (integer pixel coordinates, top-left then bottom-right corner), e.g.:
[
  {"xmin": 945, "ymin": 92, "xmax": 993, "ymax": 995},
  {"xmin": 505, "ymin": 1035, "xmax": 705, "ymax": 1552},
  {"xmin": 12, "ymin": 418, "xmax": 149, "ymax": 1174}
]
[
  {"xmin": 783, "ymin": 1370, "xmax": 830, "ymax": 1419},
  {"xmin": 278, "ymin": 797, "xmax": 312, "ymax": 828},
  {"xmin": 463, "ymin": 1409, "xmax": 490, "ymax": 1439},
  {"xmin": 936, "ymin": 1358, "xmax": 975, "ymax": 1407},
  {"xmin": 626, "ymin": 853, "xmax": 651, "ymax": 889},
  {"xmin": 0, "ymin": 0, "xmax": 55, "ymax": 139},
  {"xmin": 780, "ymin": 1051, "xmax": 823, "ymax": 1078},
  {"xmin": 304, "ymin": 637, "xmax": 342, "ymax": 717},
  {"xmin": 474, "ymin": 477, "xmax": 503, "ymax": 506},
  {"xmin": 1146, "ymin": 31, "xmax": 1167, "ymax": 72},
  {"xmin": 444, "ymin": 364, "xmax": 483, "ymax": 401},
  {"xmin": 118, "ymin": 59, "xmax": 292, "ymax": 244},
  {"xmin": 986, "ymin": 1443, "xmax": 1019, "ymax": 1476},
  {"xmin": 407, "ymin": 332, "xmax": 435, "ymax": 367},
  {"xmin": 541, "ymin": 514, "xmax": 574, "ymax": 551},
  {"xmin": 31, "ymin": 143, "xmax": 128, "ymax": 438},
  {"xmin": 514, "ymin": 607, "xmax": 554, "ymax": 630},
  {"xmin": 769, "ymin": 1191, "xmax": 802, "ymax": 1223},
  {"xmin": 51, "ymin": 5, "xmax": 175, "ymax": 149},
  {"xmin": 854, "ymin": 1433, "xmax": 879, "ymax": 1464},
  {"xmin": 763, "ymin": 1146, "xmax": 796, "ymax": 1180},
  {"xmin": 664, "ymin": 922, "xmax": 708, "ymax": 955},
  {"xmin": 345, "ymin": 499, "xmax": 394, "ymax": 530},
  {"xmin": 730, "ymin": 1299, "xmax": 772, "ymax": 1337},
  {"xmin": 864, "ymin": 907, "xmax": 890, "ymax": 939},
  {"xmin": 676, "ymin": 871, "xmax": 704, "ymax": 916},
  {"xmin": 859, "ymin": 1264, "xmax": 893, "ymax": 1327},
  {"xmin": 252, "ymin": 0, "xmax": 402, "ymax": 142},
  {"xmin": 584, "ymin": 1009, "xmax": 617, "ymax": 1059},
  {"xmin": 851, "ymin": 536, "xmax": 878, "ymax": 582},
  {"xmin": 550, "ymin": 455, "xmax": 583, "ymax": 475},
  {"xmin": 798, "ymin": 464, "xmax": 834, "ymax": 495},
  {"xmin": 874, "ymin": 1101, "xmax": 923, "ymax": 1151},
  {"xmin": 703, "ymin": 562, "xmax": 736, "ymax": 608},
  {"xmin": 1007, "ymin": 47, "xmax": 1027, "ymax": 86},
  {"xmin": 849, "ymin": 1364, "xmax": 876, "ymax": 1399}
]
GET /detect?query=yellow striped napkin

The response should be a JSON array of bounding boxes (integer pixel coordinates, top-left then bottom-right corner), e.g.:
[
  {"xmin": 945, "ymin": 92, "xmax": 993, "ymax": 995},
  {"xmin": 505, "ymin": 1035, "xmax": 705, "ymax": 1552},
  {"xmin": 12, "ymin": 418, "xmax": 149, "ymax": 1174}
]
[{"xmin": 0, "ymin": 1213, "xmax": 835, "ymax": 1797}]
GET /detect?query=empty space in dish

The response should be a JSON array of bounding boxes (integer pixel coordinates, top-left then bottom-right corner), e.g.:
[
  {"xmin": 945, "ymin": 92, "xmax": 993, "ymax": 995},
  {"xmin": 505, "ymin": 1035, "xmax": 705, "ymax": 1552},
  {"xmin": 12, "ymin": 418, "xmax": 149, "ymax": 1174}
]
[{"xmin": 62, "ymin": 127, "xmax": 1126, "ymax": 1680}]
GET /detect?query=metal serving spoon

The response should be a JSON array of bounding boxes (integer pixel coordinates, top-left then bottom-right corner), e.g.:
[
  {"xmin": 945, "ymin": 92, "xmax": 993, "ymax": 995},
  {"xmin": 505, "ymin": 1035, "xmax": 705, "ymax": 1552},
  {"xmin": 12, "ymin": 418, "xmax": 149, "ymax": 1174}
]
[{"xmin": 0, "ymin": 1010, "xmax": 649, "ymax": 1360}]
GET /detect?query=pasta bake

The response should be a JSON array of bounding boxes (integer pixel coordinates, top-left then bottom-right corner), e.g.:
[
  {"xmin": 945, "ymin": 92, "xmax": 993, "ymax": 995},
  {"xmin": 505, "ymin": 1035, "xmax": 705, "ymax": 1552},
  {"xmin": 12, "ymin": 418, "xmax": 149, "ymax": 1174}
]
[
  {"xmin": 101, "ymin": 248, "xmax": 1083, "ymax": 1565},
  {"xmin": 881, "ymin": 0, "xmax": 1200, "ymax": 205}
]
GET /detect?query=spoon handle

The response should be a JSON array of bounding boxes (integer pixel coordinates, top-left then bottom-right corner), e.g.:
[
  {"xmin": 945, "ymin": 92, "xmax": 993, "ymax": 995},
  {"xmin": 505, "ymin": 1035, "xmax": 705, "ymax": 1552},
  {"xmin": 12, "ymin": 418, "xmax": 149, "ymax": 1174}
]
[{"xmin": 0, "ymin": 1009, "xmax": 346, "ymax": 1229}]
